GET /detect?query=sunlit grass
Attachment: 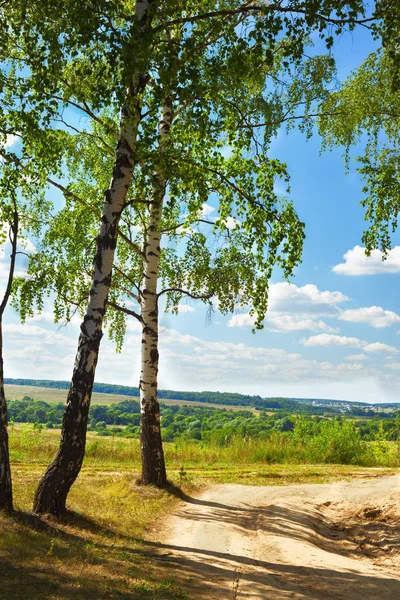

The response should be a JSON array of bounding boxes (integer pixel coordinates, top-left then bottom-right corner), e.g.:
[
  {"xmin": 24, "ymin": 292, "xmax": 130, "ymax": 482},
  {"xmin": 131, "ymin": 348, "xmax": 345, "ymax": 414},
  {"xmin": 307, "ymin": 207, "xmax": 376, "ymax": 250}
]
[
  {"xmin": 2, "ymin": 424, "xmax": 398, "ymax": 599},
  {"xmin": 9, "ymin": 424, "xmax": 400, "ymax": 471}
]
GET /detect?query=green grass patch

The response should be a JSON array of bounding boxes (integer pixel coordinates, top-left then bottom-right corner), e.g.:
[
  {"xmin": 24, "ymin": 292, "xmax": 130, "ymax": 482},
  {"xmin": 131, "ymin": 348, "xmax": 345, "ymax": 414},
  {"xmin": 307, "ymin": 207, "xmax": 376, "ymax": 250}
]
[{"xmin": 2, "ymin": 425, "xmax": 398, "ymax": 600}]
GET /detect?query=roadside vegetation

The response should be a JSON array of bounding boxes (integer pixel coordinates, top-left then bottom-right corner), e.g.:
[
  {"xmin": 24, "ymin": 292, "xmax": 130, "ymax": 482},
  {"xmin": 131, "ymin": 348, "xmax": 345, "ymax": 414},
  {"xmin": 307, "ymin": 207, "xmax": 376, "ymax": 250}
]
[
  {"xmin": 7, "ymin": 397, "xmax": 400, "ymax": 469},
  {"xmin": 3, "ymin": 390, "xmax": 399, "ymax": 599},
  {"xmin": 3, "ymin": 419, "xmax": 397, "ymax": 599},
  {"xmin": 5, "ymin": 450, "xmax": 391, "ymax": 600}
]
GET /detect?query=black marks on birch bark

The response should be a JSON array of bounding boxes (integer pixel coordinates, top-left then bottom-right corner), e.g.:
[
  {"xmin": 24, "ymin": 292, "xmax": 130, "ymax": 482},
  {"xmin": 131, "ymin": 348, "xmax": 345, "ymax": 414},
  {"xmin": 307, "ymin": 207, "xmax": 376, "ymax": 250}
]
[{"xmin": 32, "ymin": 0, "xmax": 154, "ymax": 517}]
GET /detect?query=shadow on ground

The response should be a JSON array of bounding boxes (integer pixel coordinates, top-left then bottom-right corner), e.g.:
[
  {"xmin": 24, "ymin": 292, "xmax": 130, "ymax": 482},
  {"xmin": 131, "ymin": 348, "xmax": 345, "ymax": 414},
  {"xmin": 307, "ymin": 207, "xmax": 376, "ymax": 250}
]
[{"xmin": 1, "ymin": 486, "xmax": 400, "ymax": 599}]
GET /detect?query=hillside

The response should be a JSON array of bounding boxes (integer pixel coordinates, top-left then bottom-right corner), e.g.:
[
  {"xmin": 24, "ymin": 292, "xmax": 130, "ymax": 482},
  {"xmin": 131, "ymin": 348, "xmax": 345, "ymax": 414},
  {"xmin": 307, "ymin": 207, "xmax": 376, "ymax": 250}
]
[{"xmin": 5, "ymin": 378, "xmax": 400, "ymax": 414}]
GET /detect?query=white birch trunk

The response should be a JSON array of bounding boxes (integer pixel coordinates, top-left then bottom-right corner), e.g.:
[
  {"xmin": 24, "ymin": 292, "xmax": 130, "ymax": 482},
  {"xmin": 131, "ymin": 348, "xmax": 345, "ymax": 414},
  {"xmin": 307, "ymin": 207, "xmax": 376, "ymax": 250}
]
[
  {"xmin": 140, "ymin": 97, "xmax": 172, "ymax": 487},
  {"xmin": 0, "ymin": 210, "xmax": 18, "ymax": 513},
  {"xmin": 33, "ymin": 0, "xmax": 153, "ymax": 516}
]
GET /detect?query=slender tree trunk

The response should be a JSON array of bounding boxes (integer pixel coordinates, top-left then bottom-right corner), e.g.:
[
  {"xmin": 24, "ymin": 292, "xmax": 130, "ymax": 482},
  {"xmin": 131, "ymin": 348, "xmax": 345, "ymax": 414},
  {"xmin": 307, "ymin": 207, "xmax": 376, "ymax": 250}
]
[
  {"xmin": 140, "ymin": 98, "xmax": 172, "ymax": 487},
  {"xmin": 0, "ymin": 323, "xmax": 12, "ymax": 513},
  {"xmin": 0, "ymin": 209, "xmax": 18, "ymax": 513},
  {"xmin": 33, "ymin": 0, "xmax": 154, "ymax": 517}
]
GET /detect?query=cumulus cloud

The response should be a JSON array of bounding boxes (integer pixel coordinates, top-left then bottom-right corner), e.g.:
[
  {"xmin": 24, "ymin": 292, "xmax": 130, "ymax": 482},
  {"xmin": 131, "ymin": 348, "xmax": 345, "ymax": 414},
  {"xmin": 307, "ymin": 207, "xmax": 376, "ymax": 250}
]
[
  {"xmin": 227, "ymin": 282, "xmax": 347, "ymax": 332},
  {"xmin": 268, "ymin": 282, "xmax": 349, "ymax": 314},
  {"xmin": 345, "ymin": 354, "xmax": 369, "ymax": 361},
  {"xmin": 3, "ymin": 323, "xmax": 77, "ymax": 347},
  {"xmin": 2, "ymin": 315, "xmax": 397, "ymax": 399},
  {"xmin": 0, "ymin": 233, "xmax": 35, "ymax": 285},
  {"xmin": 363, "ymin": 342, "xmax": 398, "ymax": 354},
  {"xmin": 339, "ymin": 306, "xmax": 400, "ymax": 328},
  {"xmin": 157, "ymin": 328, "xmax": 372, "ymax": 384},
  {"xmin": 167, "ymin": 304, "xmax": 196, "ymax": 314},
  {"xmin": 215, "ymin": 215, "xmax": 241, "ymax": 231},
  {"xmin": 302, "ymin": 334, "xmax": 398, "ymax": 354},
  {"xmin": 0, "ymin": 256, "xmax": 28, "ymax": 283},
  {"xmin": 199, "ymin": 203, "xmax": 215, "ymax": 218},
  {"xmin": 228, "ymin": 312, "xmax": 336, "ymax": 332},
  {"xmin": 28, "ymin": 311, "xmax": 82, "ymax": 326},
  {"xmin": 4, "ymin": 134, "xmax": 20, "ymax": 149},
  {"xmin": 333, "ymin": 245, "xmax": 400, "ymax": 276},
  {"xmin": 301, "ymin": 334, "xmax": 363, "ymax": 348}
]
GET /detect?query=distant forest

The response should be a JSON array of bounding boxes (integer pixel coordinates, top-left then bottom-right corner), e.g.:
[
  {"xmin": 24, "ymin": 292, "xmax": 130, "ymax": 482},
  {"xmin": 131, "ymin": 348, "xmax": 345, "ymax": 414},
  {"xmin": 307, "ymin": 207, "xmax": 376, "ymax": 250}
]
[
  {"xmin": 7, "ymin": 397, "xmax": 400, "ymax": 446},
  {"xmin": 5, "ymin": 378, "xmax": 341, "ymax": 414}
]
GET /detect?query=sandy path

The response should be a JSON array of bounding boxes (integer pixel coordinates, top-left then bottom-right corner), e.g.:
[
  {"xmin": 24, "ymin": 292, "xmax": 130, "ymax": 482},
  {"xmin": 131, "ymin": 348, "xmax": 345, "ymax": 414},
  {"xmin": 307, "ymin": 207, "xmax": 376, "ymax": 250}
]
[{"xmin": 158, "ymin": 474, "xmax": 400, "ymax": 599}]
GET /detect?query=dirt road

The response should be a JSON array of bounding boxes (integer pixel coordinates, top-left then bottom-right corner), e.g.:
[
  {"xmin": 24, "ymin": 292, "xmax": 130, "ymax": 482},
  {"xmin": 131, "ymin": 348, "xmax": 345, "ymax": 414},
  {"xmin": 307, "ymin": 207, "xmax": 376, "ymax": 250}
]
[{"xmin": 159, "ymin": 474, "xmax": 400, "ymax": 599}]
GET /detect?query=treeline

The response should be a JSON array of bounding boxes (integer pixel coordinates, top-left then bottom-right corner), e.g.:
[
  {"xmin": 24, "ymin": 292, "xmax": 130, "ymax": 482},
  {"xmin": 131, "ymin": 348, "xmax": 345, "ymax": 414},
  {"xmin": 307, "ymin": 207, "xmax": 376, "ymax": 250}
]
[
  {"xmin": 5, "ymin": 379, "xmax": 337, "ymax": 414},
  {"xmin": 8, "ymin": 397, "xmax": 400, "ymax": 445},
  {"xmin": 8, "ymin": 397, "xmax": 140, "ymax": 429}
]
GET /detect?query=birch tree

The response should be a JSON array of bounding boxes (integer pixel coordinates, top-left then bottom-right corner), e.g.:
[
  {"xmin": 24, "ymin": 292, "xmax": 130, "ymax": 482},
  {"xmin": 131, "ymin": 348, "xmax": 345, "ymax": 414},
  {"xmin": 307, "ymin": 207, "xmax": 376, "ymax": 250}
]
[
  {"xmin": 0, "ymin": 192, "xmax": 17, "ymax": 513},
  {"xmin": 33, "ymin": 0, "xmax": 155, "ymax": 516},
  {"xmin": 0, "ymin": 140, "xmax": 51, "ymax": 512},
  {"xmin": 17, "ymin": 50, "xmax": 346, "ymax": 489},
  {"xmin": 319, "ymin": 49, "xmax": 400, "ymax": 255},
  {"xmin": 3, "ymin": 0, "xmax": 377, "ymax": 513},
  {"xmin": 2, "ymin": 0, "xmax": 158, "ymax": 515}
]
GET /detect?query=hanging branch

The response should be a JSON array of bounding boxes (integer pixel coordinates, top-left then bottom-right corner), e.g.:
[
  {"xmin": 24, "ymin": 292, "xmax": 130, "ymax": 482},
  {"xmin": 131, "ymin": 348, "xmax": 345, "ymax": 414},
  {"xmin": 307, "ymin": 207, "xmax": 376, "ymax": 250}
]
[{"xmin": 0, "ymin": 194, "xmax": 19, "ymax": 317}]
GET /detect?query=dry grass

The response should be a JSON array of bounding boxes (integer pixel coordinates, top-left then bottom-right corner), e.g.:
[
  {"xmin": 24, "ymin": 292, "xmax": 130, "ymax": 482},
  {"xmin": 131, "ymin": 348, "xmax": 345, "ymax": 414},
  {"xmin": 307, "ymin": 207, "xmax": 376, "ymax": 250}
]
[
  {"xmin": 1, "ymin": 426, "xmax": 398, "ymax": 599},
  {"xmin": 1, "ymin": 471, "xmax": 191, "ymax": 599}
]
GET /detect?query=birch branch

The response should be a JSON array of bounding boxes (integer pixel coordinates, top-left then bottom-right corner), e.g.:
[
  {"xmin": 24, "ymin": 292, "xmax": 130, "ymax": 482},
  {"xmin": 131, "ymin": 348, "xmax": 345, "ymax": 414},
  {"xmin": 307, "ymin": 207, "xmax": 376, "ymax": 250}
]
[
  {"xmin": 47, "ymin": 178, "xmax": 144, "ymax": 259},
  {"xmin": 157, "ymin": 287, "xmax": 213, "ymax": 301}
]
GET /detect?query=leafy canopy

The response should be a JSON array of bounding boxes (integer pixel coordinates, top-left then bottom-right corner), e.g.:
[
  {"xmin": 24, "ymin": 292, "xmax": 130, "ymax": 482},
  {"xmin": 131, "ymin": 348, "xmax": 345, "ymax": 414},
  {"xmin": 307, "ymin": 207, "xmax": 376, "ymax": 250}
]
[
  {"xmin": 319, "ymin": 49, "xmax": 400, "ymax": 255},
  {"xmin": 0, "ymin": 0, "xmax": 382, "ymax": 336}
]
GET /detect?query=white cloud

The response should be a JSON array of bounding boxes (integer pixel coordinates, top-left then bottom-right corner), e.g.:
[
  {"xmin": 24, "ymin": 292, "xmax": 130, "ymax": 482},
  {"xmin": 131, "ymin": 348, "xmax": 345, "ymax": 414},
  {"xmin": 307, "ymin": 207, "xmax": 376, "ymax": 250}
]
[
  {"xmin": 387, "ymin": 363, "xmax": 400, "ymax": 370},
  {"xmin": 227, "ymin": 282, "xmax": 347, "ymax": 332},
  {"xmin": 301, "ymin": 334, "xmax": 363, "ymax": 348},
  {"xmin": 333, "ymin": 245, "xmax": 400, "ymax": 276},
  {"xmin": 0, "ymin": 234, "xmax": 34, "ymax": 284},
  {"xmin": 2, "ymin": 315, "xmax": 399, "ymax": 401},
  {"xmin": 340, "ymin": 306, "xmax": 400, "ymax": 328},
  {"xmin": 28, "ymin": 311, "xmax": 57, "ymax": 324},
  {"xmin": 226, "ymin": 313, "xmax": 254, "ymax": 328},
  {"xmin": 28, "ymin": 311, "xmax": 82, "ymax": 326},
  {"xmin": 364, "ymin": 342, "xmax": 398, "ymax": 354},
  {"xmin": 167, "ymin": 304, "xmax": 196, "ymax": 314},
  {"xmin": 345, "ymin": 354, "xmax": 369, "ymax": 361},
  {"xmin": 3, "ymin": 323, "xmax": 77, "ymax": 348},
  {"xmin": 0, "ymin": 258, "xmax": 27, "ymax": 283},
  {"xmin": 157, "ymin": 328, "xmax": 370, "ymax": 383},
  {"xmin": 228, "ymin": 312, "xmax": 336, "ymax": 333},
  {"xmin": 268, "ymin": 282, "xmax": 349, "ymax": 314},
  {"xmin": 268, "ymin": 316, "xmax": 336, "ymax": 333},
  {"xmin": 4, "ymin": 134, "xmax": 19, "ymax": 149},
  {"xmin": 215, "ymin": 216, "xmax": 241, "ymax": 231},
  {"xmin": 302, "ymin": 334, "xmax": 398, "ymax": 354},
  {"xmin": 199, "ymin": 203, "xmax": 215, "ymax": 218}
]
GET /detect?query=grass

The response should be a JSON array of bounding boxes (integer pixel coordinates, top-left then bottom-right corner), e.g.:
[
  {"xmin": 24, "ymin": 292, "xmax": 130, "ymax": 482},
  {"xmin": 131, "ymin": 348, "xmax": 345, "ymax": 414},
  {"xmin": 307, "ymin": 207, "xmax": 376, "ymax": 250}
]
[
  {"xmin": 10, "ymin": 424, "xmax": 400, "ymax": 471},
  {"xmin": 2, "ymin": 424, "xmax": 399, "ymax": 599},
  {"xmin": 1, "ymin": 472, "xmax": 192, "ymax": 599}
]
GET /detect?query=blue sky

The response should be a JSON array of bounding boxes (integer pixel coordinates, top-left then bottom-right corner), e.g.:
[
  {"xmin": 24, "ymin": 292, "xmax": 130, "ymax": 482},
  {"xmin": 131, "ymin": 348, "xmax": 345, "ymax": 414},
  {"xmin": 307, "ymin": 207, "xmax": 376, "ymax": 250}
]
[{"xmin": 1, "ymin": 26, "xmax": 400, "ymax": 403}]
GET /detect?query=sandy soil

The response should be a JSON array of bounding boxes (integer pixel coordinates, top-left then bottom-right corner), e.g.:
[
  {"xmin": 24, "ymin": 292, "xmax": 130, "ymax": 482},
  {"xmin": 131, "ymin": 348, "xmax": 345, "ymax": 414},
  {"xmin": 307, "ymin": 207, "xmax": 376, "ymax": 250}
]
[{"xmin": 158, "ymin": 473, "xmax": 400, "ymax": 599}]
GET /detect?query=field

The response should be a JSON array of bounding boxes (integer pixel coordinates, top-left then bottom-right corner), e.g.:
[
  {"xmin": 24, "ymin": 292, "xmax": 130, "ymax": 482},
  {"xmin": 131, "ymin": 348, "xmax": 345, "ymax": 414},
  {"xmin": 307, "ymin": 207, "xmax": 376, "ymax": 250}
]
[
  {"xmin": 2, "ymin": 423, "xmax": 397, "ymax": 600},
  {"xmin": 5, "ymin": 384, "xmax": 260, "ymax": 413},
  {"xmin": 2, "ymin": 387, "xmax": 400, "ymax": 599}
]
